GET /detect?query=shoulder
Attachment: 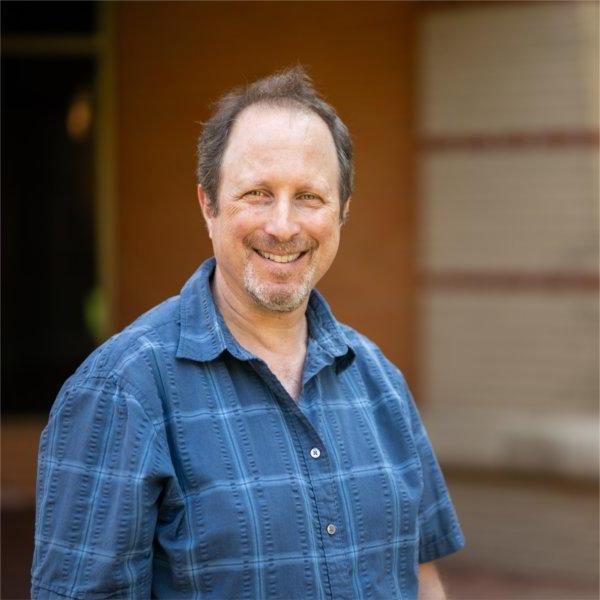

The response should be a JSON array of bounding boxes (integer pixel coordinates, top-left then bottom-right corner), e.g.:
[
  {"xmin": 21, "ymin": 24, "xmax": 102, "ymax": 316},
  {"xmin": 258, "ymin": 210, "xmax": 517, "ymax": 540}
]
[
  {"xmin": 338, "ymin": 322, "xmax": 424, "ymax": 432},
  {"xmin": 338, "ymin": 322, "xmax": 410, "ymax": 395},
  {"xmin": 53, "ymin": 295, "xmax": 182, "ymax": 420}
]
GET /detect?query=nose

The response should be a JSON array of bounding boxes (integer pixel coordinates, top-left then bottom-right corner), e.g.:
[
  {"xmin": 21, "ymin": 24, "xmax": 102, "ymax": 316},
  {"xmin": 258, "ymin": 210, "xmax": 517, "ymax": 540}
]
[{"xmin": 263, "ymin": 197, "xmax": 301, "ymax": 241}]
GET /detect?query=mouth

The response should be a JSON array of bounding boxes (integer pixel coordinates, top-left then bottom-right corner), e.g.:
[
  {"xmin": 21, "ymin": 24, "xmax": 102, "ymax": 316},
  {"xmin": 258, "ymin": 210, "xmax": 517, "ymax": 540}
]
[{"xmin": 253, "ymin": 249, "xmax": 308, "ymax": 264}]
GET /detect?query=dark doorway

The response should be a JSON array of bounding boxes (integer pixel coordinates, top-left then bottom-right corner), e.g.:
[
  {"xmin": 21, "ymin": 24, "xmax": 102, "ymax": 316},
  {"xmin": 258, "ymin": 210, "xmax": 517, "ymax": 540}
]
[
  {"xmin": 2, "ymin": 3, "xmax": 100, "ymax": 597},
  {"xmin": 2, "ymin": 4, "xmax": 99, "ymax": 416}
]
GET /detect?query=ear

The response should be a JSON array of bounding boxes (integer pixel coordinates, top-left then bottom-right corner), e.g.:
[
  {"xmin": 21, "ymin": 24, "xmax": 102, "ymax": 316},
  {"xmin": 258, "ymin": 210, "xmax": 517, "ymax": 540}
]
[
  {"xmin": 197, "ymin": 185, "xmax": 215, "ymax": 238},
  {"xmin": 341, "ymin": 197, "xmax": 351, "ymax": 225}
]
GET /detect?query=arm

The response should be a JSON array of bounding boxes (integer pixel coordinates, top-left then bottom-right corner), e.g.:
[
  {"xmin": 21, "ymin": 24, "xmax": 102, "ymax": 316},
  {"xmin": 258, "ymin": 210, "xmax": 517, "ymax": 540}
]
[
  {"xmin": 31, "ymin": 377, "xmax": 167, "ymax": 599},
  {"xmin": 418, "ymin": 562, "xmax": 446, "ymax": 600}
]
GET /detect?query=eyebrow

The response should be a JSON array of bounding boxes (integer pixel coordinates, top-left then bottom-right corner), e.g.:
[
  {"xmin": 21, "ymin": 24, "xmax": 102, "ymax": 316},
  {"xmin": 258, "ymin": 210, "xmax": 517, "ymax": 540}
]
[{"xmin": 234, "ymin": 177, "xmax": 334, "ymax": 197}]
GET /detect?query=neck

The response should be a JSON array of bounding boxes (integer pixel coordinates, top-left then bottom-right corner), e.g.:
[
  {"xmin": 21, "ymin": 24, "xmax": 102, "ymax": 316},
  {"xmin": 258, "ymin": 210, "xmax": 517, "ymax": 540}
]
[{"xmin": 211, "ymin": 266, "xmax": 308, "ymax": 355}]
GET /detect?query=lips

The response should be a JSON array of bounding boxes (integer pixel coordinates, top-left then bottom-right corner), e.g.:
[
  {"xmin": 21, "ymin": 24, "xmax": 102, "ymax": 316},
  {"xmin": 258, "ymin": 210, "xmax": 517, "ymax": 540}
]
[{"xmin": 254, "ymin": 249, "xmax": 306, "ymax": 263}]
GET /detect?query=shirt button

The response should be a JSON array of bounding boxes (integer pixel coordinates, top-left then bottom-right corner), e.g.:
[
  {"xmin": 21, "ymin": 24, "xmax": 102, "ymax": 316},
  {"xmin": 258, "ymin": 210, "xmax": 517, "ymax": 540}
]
[
  {"xmin": 326, "ymin": 523, "xmax": 336, "ymax": 535},
  {"xmin": 310, "ymin": 447, "xmax": 321, "ymax": 459}
]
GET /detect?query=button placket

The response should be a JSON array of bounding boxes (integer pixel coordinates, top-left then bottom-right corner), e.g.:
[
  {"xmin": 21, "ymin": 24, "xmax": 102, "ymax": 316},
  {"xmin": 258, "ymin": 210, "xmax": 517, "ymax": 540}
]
[{"xmin": 287, "ymin": 379, "xmax": 355, "ymax": 599}]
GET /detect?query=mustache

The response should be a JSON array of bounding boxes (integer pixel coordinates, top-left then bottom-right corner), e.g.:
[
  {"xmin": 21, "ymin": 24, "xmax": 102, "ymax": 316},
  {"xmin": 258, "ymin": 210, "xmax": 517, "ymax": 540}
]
[{"xmin": 245, "ymin": 233, "xmax": 317, "ymax": 254}]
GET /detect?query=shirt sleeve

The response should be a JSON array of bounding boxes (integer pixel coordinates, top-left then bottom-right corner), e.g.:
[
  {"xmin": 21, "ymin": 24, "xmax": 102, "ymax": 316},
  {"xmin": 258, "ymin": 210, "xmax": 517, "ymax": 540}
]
[
  {"xmin": 398, "ymin": 375, "xmax": 466, "ymax": 563},
  {"xmin": 31, "ymin": 376, "xmax": 168, "ymax": 599}
]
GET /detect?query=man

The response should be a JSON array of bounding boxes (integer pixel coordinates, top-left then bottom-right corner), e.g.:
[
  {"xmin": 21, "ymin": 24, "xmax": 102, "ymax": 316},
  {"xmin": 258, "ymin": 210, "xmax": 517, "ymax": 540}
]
[{"xmin": 32, "ymin": 67, "xmax": 464, "ymax": 599}]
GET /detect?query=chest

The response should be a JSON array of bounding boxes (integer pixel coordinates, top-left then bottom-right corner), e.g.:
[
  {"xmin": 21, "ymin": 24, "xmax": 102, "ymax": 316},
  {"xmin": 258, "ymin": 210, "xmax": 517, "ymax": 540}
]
[
  {"xmin": 239, "ymin": 341, "xmax": 307, "ymax": 400},
  {"xmin": 154, "ymin": 358, "xmax": 424, "ymax": 598},
  {"xmin": 263, "ymin": 354, "xmax": 305, "ymax": 400}
]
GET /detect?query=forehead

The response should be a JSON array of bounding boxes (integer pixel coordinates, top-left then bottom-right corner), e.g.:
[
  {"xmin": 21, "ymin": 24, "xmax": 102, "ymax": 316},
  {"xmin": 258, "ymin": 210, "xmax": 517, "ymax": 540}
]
[{"xmin": 220, "ymin": 104, "xmax": 339, "ymax": 191}]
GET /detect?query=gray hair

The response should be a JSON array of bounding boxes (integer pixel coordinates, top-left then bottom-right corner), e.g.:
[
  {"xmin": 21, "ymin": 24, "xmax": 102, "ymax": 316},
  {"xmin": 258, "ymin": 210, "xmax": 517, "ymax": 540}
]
[{"xmin": 196, "ymin": 66, "xmax": 353, "ymax": 218}]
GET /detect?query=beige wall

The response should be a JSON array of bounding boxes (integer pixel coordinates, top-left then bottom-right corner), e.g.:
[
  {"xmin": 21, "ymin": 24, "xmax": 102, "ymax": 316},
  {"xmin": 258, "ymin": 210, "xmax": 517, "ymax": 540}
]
[
  {"xmin": 114, "ymin": 1, "xmax": 418, "ymax": 383},
  {"xmin": 416, "ymin": 2, "xmax": 599, "ymax": 583}
]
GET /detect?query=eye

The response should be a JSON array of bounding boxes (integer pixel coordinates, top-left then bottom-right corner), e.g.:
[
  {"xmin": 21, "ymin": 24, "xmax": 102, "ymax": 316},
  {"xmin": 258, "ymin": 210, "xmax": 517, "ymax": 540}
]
[
  {"xmin": 241, "ymin": 190, "xmax": 272, "ymax": 204},
  {"xmin": 298, "ymin": 192, "xmax": 323, "ymax": 203}
]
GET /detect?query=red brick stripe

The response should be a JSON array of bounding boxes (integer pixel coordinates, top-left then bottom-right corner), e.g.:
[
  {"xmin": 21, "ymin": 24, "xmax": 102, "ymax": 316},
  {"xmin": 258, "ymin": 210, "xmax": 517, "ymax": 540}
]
[
  {"xmin": 420, "ymin": 270, "xmax": 599, "ymax": 291},
  {"xmin": 420, "ymin": 130, "xmax": 600, "ymax": 151}
]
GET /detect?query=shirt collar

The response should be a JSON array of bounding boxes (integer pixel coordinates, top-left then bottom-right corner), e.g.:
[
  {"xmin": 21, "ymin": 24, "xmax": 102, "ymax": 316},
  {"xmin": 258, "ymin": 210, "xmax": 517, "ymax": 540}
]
[{"xmin": 176, "ymin": 256, "xmax": 355, "ymax": 366}]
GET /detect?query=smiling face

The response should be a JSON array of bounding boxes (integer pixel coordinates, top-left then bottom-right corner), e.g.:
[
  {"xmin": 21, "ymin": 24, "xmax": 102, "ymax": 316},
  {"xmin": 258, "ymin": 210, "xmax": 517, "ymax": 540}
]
[{"xmin": 198, "ymin": 103, "xmax": 348, "ymax": 314}]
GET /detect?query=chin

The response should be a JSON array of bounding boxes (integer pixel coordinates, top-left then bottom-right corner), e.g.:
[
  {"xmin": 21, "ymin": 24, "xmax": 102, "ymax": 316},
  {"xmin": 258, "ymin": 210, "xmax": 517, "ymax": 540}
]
[
  {"xmin": 255, "ymin": 295, "xmax": 304, "ymax": 313},
  {"xmin": 244, "ymin": 269, "xmax": 313, "ymax": 313}
]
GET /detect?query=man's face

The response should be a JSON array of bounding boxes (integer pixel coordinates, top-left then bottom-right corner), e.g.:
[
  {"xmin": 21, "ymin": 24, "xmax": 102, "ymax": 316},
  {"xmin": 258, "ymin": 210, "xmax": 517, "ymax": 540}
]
[{"xmin": 199, "ymin": 104, "xmax": 347, "ymax": 313}]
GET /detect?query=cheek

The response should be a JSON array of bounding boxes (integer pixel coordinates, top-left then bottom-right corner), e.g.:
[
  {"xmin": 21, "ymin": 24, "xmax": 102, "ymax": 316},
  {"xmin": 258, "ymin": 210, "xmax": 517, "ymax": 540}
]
[
  {"xmin": 324, "ymin": 234, "xmax": 341, "ymax": 263},
  {"xmin": 225, "ymin": 207, "xmax": 263, "ymax": 238},
  {"xmin": 213, "ymin": 217, "xmax": 251, "ymax": 247},
  {"xmin": 314, "ymin": 217, "xmax": 341, "ymax": 248},
  {"xmin": 311, "ymin": 223, "xmax": 341, "ymax": 272}
]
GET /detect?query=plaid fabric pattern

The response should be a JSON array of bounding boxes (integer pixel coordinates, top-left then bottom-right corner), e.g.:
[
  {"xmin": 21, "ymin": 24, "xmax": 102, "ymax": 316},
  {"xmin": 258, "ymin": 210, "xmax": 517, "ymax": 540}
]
[{"xmin": 32, "ymin": 257, "xmax": 464, "ymax": 599}]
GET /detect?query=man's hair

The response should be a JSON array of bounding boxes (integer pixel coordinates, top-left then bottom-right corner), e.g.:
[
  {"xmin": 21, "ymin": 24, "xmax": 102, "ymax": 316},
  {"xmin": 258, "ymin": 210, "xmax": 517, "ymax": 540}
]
[{"xmin": 196, "ymin": 65, "xmax": 353, "ymax": 218}]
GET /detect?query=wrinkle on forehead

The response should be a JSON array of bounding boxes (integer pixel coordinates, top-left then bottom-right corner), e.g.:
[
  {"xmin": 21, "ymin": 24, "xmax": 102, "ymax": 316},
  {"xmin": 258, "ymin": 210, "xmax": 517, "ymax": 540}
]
[{"xmin": 221, "ymin": 104, "xmax": 339, "ymax": 198}]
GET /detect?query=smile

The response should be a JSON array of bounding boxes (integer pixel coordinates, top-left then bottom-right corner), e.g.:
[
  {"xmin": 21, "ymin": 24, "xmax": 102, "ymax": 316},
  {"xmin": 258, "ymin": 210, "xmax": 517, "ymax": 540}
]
[{"xmin": 254, "ymin": 249, "xmax": 306, "ymax": 263}]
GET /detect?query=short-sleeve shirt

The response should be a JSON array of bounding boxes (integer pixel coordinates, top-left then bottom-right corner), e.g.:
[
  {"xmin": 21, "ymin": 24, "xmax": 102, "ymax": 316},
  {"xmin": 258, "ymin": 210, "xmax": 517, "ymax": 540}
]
[{"xmin": 32, "ymin": 257, "xmax": 465, "ymax": 600}]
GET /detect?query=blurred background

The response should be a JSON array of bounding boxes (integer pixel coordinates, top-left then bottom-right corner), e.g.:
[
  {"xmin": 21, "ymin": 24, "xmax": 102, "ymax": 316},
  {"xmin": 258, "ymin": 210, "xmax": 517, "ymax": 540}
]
[{"xmin": 1, "ymin": 1, "xmax": 598, "ymax": 598}]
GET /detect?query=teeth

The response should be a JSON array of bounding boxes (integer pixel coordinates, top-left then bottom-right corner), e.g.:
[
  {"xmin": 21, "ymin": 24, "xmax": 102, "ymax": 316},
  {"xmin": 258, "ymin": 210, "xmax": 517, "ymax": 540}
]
[{"xmin": 256, "ymin": 250, "xmax": 301, "ymax": 263}]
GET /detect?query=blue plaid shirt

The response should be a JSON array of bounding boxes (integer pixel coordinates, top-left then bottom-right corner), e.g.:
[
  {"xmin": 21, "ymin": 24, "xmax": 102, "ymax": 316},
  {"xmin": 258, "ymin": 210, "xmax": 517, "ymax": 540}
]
[{"xmin": 32, "ymin": 257, "xmax": 464, "ymax": 599}]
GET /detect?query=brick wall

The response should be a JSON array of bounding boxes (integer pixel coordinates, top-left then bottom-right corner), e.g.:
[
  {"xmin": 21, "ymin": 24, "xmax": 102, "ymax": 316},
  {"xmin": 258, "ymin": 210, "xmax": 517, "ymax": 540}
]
[{"xmin": 417, "ymin": 1, "xmax": 599, "ymax": 583}]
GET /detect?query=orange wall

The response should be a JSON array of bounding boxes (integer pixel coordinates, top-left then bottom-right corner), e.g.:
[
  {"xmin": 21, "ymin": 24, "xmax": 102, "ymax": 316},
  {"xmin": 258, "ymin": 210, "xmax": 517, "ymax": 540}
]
[{"xmin": 114, "ymin": 2, "xmax": 418, "ymax": 380}]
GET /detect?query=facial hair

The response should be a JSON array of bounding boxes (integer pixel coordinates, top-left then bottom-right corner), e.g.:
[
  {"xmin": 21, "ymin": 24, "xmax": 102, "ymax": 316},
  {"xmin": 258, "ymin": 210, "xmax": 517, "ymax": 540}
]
[
  {"xmin": 242, "ymin": 232, "xmax": 317, "ymax": 312},
  {"xmin": 243, "ymin": 259, "xmax": 316, "ymax": 312}
]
